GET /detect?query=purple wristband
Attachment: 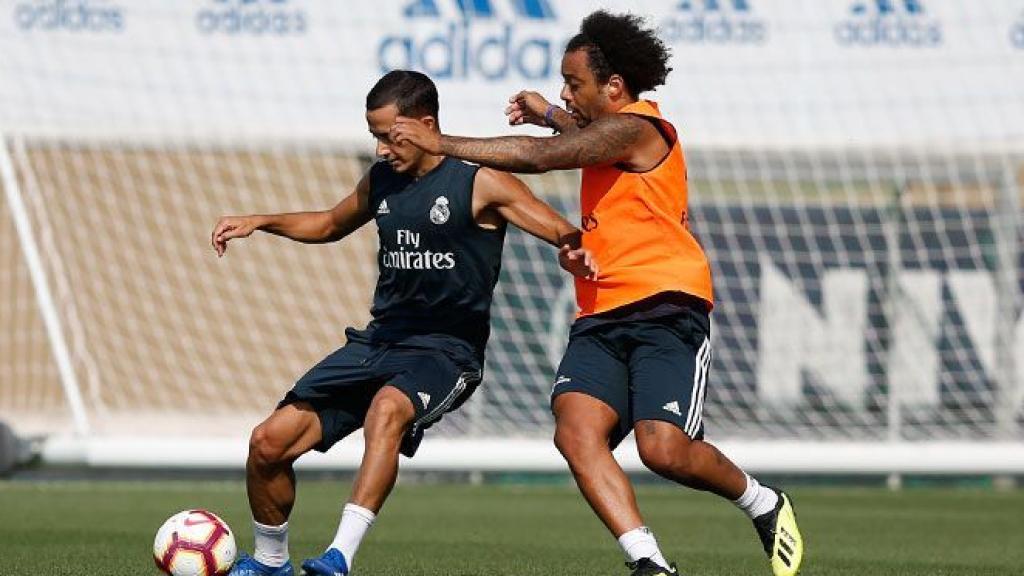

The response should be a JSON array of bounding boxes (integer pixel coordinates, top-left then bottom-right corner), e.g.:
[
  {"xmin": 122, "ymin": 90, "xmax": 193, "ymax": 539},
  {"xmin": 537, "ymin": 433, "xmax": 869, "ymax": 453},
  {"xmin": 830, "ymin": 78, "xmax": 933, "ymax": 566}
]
[{"xmin": 544, "ymin": 104, "xmax": 558, "ymax": 127}]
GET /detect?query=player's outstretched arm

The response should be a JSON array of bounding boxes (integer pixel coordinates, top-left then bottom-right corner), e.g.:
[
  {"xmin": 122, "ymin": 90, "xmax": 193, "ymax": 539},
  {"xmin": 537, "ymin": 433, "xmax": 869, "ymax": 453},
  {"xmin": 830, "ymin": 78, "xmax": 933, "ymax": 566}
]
[
  {"xmin": 211, "ymin": 171, "xmax": 372, "ymax": 257},
  {"xmin": 474, "ymin": 168, "xmax": 597, "ymax": 280},
  {"xmin": 391, "ymin": 114, "xmax": 643, "ymax": 174}
]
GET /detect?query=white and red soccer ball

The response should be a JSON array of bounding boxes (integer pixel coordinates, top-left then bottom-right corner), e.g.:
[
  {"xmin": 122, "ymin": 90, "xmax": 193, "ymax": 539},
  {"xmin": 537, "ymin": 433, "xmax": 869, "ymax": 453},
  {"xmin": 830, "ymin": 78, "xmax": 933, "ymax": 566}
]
[{"xmin": 153, "ymin": 509, "xmax": 237, "ymax": 576}]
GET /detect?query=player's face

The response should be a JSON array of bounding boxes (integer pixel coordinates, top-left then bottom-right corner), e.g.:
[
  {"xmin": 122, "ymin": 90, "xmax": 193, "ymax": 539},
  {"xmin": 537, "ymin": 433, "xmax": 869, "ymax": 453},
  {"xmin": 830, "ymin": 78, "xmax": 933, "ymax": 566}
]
[
  {"xmin": 366, "ymin": 103, "xmax": 425, "ymax": 173},
  {"xmin": 559, "ymin": 49, "xmax": 606, "ymax": 128}
]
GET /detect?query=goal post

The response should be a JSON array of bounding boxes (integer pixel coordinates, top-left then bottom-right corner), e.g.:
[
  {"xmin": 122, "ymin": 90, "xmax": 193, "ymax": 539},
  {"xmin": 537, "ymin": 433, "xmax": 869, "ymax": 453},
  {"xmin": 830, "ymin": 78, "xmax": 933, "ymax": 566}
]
[{"xmin": 0, "ymin": 133, "xmax": 90, "ymax": 437}]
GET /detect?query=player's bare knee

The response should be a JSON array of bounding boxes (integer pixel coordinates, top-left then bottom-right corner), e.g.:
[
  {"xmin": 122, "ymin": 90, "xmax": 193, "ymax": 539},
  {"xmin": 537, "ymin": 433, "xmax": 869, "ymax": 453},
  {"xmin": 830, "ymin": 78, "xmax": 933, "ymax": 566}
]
[
  {"xmin": 553, "ymin": 423, "xmax": 600, "ymax": 463},
  {"xmin": 638, "ymin": 434, "xmax": 692, "ymax": 479},
  {"xmin": 247, "ymin": 424, "xmax": 276, "ymax": 465},
  {"xmin": 365, "ymin": 390, "xmax": 414, "ymax": 438},
  {"xmin": 552, "ymin": 424, "xmax": 576, "ymax": 459},
  {"xmin": 248, "ymin": 423, "xmax": 289, "ymax": 467}
]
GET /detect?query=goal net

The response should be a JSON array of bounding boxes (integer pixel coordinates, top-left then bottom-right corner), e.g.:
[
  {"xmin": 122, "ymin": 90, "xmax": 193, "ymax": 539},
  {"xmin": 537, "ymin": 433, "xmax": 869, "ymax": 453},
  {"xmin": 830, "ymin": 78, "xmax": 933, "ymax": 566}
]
[{"xmin": 1, "ymin": 0, "xmax": 1022, "ymax": 473}]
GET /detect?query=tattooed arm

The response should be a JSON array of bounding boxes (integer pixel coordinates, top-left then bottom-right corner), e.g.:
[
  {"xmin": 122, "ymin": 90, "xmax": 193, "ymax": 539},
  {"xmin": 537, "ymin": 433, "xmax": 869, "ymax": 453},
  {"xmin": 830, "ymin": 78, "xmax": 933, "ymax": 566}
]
[{"xmin": 390, "ymin": 114, "xmax": 646, "ymax": 174}]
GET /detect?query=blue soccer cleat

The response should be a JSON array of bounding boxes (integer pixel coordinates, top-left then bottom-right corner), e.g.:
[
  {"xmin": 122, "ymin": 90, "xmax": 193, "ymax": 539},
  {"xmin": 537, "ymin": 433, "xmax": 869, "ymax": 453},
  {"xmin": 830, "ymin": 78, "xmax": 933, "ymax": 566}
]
[
  {"xmin": 300, "ymin": 548, "xmax": 349, "ymax": 576},
  {"xmin": 229, "ymin": 552, "xmax": 295, "ymax": 576}
]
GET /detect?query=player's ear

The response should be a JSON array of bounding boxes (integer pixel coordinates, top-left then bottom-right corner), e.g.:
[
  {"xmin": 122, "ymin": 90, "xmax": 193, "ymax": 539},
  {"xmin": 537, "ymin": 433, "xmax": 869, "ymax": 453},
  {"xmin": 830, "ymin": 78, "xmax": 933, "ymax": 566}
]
[
  {"xmin": 420, "ymin": 115, "xmax": 438, "ymax": 131},
  {"xmin": 605, "ymin": 74, "xmax": 626, "ymax": 100}
]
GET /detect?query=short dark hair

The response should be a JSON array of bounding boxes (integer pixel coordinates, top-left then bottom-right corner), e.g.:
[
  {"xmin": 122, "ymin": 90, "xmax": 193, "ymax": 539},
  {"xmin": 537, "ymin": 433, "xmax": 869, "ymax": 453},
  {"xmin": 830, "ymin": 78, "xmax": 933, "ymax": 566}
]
[
  {"xmin": 366, "ymin": 70, "xmax": 439, "ymax": 118},
  {"xmin": 565, "ymin": 11, "xmax": 672, "ymax": 97}
]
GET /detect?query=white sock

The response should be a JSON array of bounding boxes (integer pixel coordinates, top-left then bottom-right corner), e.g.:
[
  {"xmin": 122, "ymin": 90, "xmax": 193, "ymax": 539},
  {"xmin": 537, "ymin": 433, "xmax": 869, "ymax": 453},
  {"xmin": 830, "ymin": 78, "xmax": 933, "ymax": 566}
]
[
  {"xmin": 328, "ymin": 503, "xmax": 376, "ymax": 568},
  {"xmin": 733, "ymin": 474, "xmax": 779, "ymax": 519},
  {"xmin": 252, "ymin": 520, "xmax": 289, "ymax": 568},
  {"xmin": 617, "ymin": 526, "xmax": 671, "ymax": 570}
]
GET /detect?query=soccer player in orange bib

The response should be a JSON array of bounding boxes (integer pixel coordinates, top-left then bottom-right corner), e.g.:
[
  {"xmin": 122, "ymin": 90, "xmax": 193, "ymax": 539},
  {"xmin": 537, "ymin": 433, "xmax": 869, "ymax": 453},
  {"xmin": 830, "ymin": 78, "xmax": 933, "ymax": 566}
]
[{"xmin": 392, "ymin": 10, "xmax": 804, "ymax": 576}]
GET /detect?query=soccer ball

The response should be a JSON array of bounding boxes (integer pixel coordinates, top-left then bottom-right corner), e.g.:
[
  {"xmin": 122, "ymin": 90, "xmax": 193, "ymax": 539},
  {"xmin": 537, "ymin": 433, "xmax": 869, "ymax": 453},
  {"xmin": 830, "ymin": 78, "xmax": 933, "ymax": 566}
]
[{"xmin": 153, "ymin": 509, "xmax": 237, "ymax": 576}]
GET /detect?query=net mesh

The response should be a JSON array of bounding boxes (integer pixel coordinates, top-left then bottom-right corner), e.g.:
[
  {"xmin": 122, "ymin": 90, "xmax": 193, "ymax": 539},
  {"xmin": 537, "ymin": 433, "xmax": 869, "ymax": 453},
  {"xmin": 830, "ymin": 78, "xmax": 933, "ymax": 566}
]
[{"xmin": 2, "ymin": 142, "xmax": 1021, "ymax": 442}]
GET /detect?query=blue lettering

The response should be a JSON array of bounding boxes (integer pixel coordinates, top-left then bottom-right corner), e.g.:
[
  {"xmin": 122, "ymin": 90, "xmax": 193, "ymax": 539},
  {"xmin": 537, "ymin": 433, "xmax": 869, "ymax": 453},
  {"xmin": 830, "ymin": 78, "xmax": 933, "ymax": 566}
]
[
  {"xmin": 836, "ymin": 0, "xmax": 942, "ymax": 47},
  {"xmin": 515, "ymin": 0, "xmax": 555, "ymax": 20},
  {"xmin": 14, "ymin": 1, "xmax": 125, "ymax": 33},
  {"xmin": 455, "ymin": 0, "xmax": 494, "ymax": 19},
  {"xmin": 834, "ymin": 17, "xmax": 942, "ymax": 47},
  {"xmin": 15, "ymin": 4, "xmax": 36, "ymax": 28},
  {"xmin": 475, "ymin": 24, "xmax": 510, "ymax": 80},
  {"xmin": 196, "ymin": 10, "xmax": 217, "ymax": 33},
  {"xmin": 659, "ymin": 12, "xmax": 767, "ymax": 45},
  {"xmin": 377, "ymin": 20, "xmax": 562, "ymax": 80},
  {"xmin": 379, "ymin": 36, "xmax": 414, "ymax": 72},
  {"xmin": 195, "ymin": 1, "xmax": 306, "ymax": 35},
  {"xmin": 515, "ymin": 37, "xmax": 552, "ymax": 79},
  {"xmin": 421, "ymin": 24, "xmax": 456, "ymax": 79},
  {"xmin": 404, "ymin": 0, "xmax": 440, "ymax": 18}
]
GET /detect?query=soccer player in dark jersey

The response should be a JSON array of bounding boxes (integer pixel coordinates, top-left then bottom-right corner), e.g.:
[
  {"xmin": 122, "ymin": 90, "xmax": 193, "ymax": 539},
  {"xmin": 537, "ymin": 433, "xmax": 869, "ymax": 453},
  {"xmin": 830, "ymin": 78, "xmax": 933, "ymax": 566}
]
[
  {"xmin": 211, "ymin": 70, "xmax": 594, "ymax": 576},
  {"xmin": 391, "ymin": 11, "xmax": 804, "ymax": 576}
]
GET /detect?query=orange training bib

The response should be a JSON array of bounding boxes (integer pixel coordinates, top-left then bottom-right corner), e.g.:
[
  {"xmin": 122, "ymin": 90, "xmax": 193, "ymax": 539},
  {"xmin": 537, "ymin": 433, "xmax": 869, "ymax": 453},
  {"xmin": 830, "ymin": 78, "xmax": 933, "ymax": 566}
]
[{"xmin": 575, "ymin": 100, "xmax": 713, "ymax": 316}]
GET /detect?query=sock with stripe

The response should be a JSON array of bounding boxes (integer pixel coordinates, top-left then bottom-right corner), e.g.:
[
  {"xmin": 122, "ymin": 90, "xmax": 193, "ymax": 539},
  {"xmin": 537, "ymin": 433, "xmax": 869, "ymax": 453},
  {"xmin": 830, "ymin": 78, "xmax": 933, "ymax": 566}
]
[
  {"xmin": 733, "ymin": 473, "xmax": 779, "ymax": 519},
  {"xmin": 617, "ymin": 526, "xmax": 671, "ymax": 570}
]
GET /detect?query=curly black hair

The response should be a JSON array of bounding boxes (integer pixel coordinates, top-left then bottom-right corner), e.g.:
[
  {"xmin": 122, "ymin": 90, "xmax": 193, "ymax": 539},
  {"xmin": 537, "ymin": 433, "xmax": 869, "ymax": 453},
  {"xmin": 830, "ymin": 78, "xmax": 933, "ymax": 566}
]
[{"xmin": 565, "ymin": 10, "xmax": 672, "ymax": 97}]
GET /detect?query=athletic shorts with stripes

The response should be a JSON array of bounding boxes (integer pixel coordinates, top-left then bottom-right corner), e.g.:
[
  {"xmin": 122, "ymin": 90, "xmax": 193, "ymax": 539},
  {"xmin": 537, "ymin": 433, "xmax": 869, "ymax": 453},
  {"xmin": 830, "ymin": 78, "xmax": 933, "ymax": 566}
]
[
  {"xmin": 279, "ymin": 339, "xmax": 481, "ymax": 457},
  {"xmin": 551, "ymin": 307, "xmax": 712, "ymax": 449}
]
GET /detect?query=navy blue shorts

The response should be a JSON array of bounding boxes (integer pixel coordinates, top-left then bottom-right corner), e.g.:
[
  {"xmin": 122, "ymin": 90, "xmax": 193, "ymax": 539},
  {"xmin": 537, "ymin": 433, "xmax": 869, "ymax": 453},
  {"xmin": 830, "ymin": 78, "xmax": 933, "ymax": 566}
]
[
  {"xmin": 280, "ymin": 340, "xmax": 482, "ymax": 457},
  {"xmin": 551, "ymin": 309, "xmax": 712, "ymax": 449}
]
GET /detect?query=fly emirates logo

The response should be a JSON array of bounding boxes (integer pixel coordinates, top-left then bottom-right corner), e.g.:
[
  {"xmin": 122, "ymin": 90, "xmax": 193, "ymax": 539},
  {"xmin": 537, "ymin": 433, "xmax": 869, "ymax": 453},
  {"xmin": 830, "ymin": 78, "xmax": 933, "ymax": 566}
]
[{"xmin": 382, "ymin": 229, "xmax": 456, "ymax": 270}]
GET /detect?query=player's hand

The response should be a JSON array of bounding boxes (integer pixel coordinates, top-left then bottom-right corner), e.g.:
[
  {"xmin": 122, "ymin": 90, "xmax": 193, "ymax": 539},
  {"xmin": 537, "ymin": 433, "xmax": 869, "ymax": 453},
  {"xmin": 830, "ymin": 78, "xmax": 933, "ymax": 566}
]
[
  {"xmin": 505, "ymin": 91, "xmax": 552, "ymax": 127},
  {"xmin": 211, "ymin": 215, "xmax": 258, "ymax": 257},
  {"xmin": 558, "ymin": 245, "xmax": 598, "ymax": 280},
  {"xmin": 391, "ymin": 117, "xmax": 442, "ymax": 154}
]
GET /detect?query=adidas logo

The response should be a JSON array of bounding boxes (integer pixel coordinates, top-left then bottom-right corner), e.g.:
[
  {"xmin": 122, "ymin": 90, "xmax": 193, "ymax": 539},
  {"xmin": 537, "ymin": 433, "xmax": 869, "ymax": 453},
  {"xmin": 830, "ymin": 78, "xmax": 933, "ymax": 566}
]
[
  {"xmin": 377, "ymin": 199, "xmax": 390, "ymax": 215},
  {"xmin": 776, "ymin": 526, "xmax": 796, "ymax": 567},
  {"xmin": 402, "ymin": 0, "xmax": 555, "ymax": 20},
  {"xmin": 418, "ymin": 392, "xmax": 431, "ymax": 408},
  {"xmin": 835, "ymin": 0, "xmax": 942, "ymax": 47},
  {"xmin": 660, "ymin": 0, "xmax": 767, "ymax": 45},
  {"xmin": 380, "ymin": 0, "xmax": 561, "ymax": 81},
  {"xmin": 662, "ymin": 400, "xmax": 682, "ymax": 416}
]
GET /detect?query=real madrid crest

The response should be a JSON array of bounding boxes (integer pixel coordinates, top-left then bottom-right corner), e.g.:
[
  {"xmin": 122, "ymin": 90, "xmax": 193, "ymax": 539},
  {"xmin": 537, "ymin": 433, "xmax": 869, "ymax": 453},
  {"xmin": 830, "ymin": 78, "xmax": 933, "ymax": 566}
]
[{"xmin": 430, "ymin": 196, "xmax": 450, "ymax": 225}]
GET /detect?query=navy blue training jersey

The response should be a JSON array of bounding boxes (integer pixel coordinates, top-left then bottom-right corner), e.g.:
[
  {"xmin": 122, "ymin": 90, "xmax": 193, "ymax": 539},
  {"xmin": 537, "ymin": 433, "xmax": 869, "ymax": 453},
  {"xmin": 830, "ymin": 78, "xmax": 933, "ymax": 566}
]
[{"xmin": 347, "ymin": 157, "xmax": 506, "ymax": 361}]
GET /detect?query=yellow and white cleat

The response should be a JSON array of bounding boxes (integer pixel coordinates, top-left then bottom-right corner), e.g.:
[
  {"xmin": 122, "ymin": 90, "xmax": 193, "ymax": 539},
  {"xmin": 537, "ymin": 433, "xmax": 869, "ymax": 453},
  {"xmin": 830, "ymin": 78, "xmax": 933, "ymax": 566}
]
[{"xmin": 752, "ymin": 489, "xmax": 804, "ymax": 575}]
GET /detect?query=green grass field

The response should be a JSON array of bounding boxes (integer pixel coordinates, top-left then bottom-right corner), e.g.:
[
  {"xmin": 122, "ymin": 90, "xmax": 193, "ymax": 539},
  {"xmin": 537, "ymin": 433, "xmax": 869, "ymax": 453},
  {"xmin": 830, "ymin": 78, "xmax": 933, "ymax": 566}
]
[{"xmin": 1, "ymin": 480, "xmax": 1021, "ymax": 575}]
